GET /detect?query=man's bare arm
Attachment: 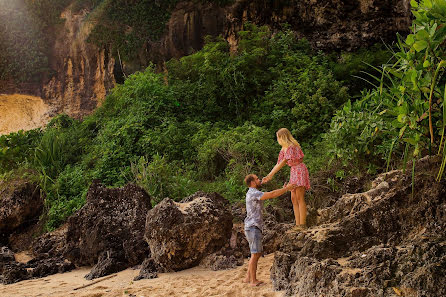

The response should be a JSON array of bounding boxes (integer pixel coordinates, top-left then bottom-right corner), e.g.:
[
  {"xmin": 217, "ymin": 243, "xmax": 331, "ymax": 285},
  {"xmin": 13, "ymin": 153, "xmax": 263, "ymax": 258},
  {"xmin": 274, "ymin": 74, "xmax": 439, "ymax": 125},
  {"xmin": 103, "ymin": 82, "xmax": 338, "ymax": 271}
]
[{"xmin": 260, "ymin": 184, "xmax": 297, "ymax": 200}]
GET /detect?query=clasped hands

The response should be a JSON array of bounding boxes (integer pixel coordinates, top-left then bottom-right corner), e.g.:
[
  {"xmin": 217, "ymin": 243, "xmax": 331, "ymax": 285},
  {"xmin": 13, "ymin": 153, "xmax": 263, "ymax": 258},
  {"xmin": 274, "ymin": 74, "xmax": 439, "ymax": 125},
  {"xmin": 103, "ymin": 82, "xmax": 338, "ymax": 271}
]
[{"xmin": 262, "ymin": 175, "xmax": 297, "ymax": 191}]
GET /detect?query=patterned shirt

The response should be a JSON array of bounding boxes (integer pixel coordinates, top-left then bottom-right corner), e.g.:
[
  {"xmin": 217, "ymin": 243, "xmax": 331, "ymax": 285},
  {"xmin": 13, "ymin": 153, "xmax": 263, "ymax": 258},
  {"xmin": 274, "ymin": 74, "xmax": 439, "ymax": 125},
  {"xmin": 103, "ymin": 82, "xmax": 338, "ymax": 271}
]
[{"xmin": 244, "ymin": 187, "xmax": 264, "ymax": 232}]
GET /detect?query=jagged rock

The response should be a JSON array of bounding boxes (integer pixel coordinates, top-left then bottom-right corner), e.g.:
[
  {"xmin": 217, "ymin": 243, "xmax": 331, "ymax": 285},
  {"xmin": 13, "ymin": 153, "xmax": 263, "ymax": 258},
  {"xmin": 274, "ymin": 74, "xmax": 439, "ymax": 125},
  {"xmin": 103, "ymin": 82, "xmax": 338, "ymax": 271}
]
[
  {"xmin": 271, "ymin": 156, "xmax": 446, "ymax": 297},
  {"xmin": 0, "ymin": 178, "xmax": 42, "ymax": 235},
  {"xmin": 134, "ymin": 258, "xmax": 159, "ymax": 281},
  {"xmin": 2, "ymin": 0, "xmax": 411, "ymax": 123},
  {"xmin": 0, "ymin": 246, "xmax": 16, "ymax": 277},
  {"xmin": 0, "ymin": 246, "xmax": 29, "ymax": 284},
  {"xmin": 1, "ymin": 262, "xmax": 28, "ymax": 284},
  {"xmin": 29, "ymin": 257, "xmax": 75, "ymax": 278},
  {"xmin": 229, "ymin": 224, "xmax": 250, "ymax": 259},
  {"xmin": 31, "ymin": 225, "xmax": 67, "ymax": 260},
  {"xmin": 144, "ymin": 191, "xmax": 232, "ymax": 272},
  {"xmin": 85, "ymin": 250, "xmax": 126, "ymax": 280},
  {"xmin": 200, "ymin": 252, "xmax": 242, "ymax": 271},
  {"xmin": 64, "ymin": 181, "xmax": 152, "ymax": 279}
]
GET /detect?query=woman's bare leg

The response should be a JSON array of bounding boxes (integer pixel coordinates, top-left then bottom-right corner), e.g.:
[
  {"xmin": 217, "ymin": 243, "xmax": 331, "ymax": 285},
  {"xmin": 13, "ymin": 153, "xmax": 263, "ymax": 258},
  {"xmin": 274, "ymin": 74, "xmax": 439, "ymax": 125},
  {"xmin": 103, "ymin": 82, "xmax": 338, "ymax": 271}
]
[
  {"xmin": 296, "ymin": 187, "xmax": 307, "ymax": 225},
  {"xmin": 291, "ymin": 188, "xmax": 300, "ymax": 226}
]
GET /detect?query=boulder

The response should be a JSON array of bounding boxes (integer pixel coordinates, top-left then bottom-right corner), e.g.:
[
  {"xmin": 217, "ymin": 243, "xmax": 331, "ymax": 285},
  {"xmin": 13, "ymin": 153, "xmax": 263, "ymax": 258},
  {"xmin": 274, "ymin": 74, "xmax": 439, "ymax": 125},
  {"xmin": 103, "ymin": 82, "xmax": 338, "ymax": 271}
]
[
  {"xmin": 133, "ymin": 257, "xmax": 159, "ymax": 281},
  {"xmin": 0, "ymin": 246, "xmax": 29, "ymax": 284},
  {"xmin": 0, "ymin": 178, "xmax": 42, "ymax": 235},
  {"xmin": 28, "ymin": 257, "xmax": 75, "ymax": 278},
  {"xmin": 144, "ymin": 191, "xmax": 232, "ymax": 271},
  {"xmin": 271, "ymin": 156, "xmax": 446, "ymax": 297},
  {"xmin": 84, "ymin": 250, "xmax": 126, "ymax": 280},
  {"xmin": 64, "ymin": 181, "xmax": 152, "ymax": 279}
]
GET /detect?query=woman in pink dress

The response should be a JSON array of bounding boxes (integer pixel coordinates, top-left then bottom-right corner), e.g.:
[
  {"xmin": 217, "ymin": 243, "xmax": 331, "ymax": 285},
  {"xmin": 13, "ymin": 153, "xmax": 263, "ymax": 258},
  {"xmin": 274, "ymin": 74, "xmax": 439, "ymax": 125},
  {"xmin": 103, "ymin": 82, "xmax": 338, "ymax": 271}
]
[{"xmin": 262, "ymin": 128, "xmax": 311, "ymax": 229}]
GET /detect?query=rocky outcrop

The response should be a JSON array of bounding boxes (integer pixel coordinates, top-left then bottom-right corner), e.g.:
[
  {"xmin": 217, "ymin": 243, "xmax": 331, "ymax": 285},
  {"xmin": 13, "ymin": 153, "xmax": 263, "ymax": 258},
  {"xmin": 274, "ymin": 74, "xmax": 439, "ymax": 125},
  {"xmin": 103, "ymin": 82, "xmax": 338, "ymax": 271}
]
[
  {"xmin": 133, "ymin": 257, "xmax": 159, "ymax": 281},
  {"xmin": 0, "ymin": 178, "xmax": 43, "ymax": 236},
  {"xmin": 1, "ymin": 0, "xmax": 411, "ymax": 131},
  {"xmin": 146, "ymin": 0, "xmax": 412, "ymax": 64},
  {"xmin": 41, "ymin": 8, "xmax": 116, "ymax": 119},
  {"xmin": 0, "ymin": 246, "xmax": 28, "ymax": 284},
  {"xmin": 225, "ymin": 0, "xmax": 411, "ymax": 52},
  {"xmin": 271, "ymin": 156, "xmax": 446, "ymax": 297},
  {"xmin": 144, "ymin": 191, "xmax": 233, "ymax": 272},
  {"xmin": 64, "ymin": 181, "xmax": 152, "ymax": 279}
]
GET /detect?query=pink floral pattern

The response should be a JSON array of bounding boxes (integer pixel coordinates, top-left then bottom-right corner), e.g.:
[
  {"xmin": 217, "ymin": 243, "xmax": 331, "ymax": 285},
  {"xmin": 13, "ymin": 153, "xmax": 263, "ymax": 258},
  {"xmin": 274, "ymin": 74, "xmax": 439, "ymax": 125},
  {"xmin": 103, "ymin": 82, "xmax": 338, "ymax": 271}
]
[{"xmin": 277, "ymin": 146, "xmax": 311, "ymax": 190}]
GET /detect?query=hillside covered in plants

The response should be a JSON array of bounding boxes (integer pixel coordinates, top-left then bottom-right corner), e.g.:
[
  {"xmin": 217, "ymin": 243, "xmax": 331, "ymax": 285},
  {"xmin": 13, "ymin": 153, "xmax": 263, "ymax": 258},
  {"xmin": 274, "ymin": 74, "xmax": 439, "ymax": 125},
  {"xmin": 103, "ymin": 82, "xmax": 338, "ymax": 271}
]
[{"xmin": 1, "ymin": 0, "xmax": 445, "ymax": 233}]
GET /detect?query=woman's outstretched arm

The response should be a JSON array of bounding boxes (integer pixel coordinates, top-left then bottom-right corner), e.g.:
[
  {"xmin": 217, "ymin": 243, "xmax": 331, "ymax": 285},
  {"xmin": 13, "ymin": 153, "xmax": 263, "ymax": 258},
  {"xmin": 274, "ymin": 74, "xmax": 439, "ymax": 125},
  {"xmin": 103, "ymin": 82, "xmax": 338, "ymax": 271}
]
[{"xmin": 262, "ymin": 159, "xmax": 287, "ymax": 184}]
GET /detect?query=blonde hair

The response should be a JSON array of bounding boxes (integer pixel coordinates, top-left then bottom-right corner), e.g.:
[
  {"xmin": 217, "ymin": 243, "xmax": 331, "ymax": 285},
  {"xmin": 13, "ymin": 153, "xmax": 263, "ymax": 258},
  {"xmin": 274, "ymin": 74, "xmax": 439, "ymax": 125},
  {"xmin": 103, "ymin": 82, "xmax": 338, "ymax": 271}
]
[{"xmin": 276, "ymin": 128, "xmax": 300, "ymax": 148}]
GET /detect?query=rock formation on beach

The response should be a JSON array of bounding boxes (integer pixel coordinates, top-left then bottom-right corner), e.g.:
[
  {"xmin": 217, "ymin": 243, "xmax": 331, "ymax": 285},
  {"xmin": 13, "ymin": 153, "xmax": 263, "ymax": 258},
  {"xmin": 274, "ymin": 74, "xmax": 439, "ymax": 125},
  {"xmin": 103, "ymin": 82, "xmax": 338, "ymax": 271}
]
[
  {"xmin": 64, "ymin": 180, "xmax": 152, "ymax": 279},
  {"xmin": 1, "ymin": 156, "xmax": 444, "ymax": 294},
  {"xmin": 0, "ymin": 177, "xmax": 42, "ymax": 237},
  {"xmin": 271, "ymin": 156, "xmax": 446, "ymax": 297},
  {"xmin": 144, "ymin": 191, "xmax": 233, "ymax": 272}
]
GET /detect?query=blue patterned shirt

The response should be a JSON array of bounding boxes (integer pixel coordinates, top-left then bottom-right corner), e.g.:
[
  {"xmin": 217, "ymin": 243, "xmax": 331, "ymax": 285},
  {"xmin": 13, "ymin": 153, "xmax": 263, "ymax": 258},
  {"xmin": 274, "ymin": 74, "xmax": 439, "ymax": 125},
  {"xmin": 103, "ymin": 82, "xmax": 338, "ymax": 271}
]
[{"xmin": 244, "ymin": 187, "xmax": 264, "ymax": 231}]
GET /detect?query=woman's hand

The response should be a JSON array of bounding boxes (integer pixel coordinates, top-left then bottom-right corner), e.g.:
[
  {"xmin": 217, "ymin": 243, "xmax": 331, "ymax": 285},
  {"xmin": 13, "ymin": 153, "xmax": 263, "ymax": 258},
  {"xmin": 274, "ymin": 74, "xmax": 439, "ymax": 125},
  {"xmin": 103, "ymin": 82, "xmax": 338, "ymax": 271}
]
[{"xmin": 261, "ymin": 175, "xmax": 272, "ymax": 184}]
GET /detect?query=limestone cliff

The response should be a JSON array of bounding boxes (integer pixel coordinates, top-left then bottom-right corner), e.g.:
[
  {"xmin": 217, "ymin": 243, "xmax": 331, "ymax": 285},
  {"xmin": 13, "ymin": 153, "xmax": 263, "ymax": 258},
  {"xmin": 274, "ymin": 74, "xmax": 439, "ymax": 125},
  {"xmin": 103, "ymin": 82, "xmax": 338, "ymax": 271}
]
[
  {"xmin": 0, "ymin": 0, "xmax": 411, "ymax": 133},
  {"xmin": 42, "ymin": 8, "xmax": 115, "ymax": 119}
]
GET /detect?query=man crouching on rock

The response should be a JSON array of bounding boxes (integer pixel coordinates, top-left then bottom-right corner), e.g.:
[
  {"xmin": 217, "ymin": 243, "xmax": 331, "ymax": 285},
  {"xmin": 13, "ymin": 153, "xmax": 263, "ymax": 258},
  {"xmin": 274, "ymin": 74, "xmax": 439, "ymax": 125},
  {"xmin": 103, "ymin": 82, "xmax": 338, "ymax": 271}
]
[{"xmin": 243, "ymin": 174, "xmax": 297, "ymax": 286}]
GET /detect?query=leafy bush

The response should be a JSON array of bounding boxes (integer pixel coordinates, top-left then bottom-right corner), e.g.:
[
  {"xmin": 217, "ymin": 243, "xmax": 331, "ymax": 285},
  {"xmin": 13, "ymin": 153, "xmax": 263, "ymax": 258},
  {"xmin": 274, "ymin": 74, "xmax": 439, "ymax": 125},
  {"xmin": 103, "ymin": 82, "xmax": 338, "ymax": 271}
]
[
  {"xmin": 0, "ymin": 129, "xmax": 43, "ymax": 173},
  {"xmin": 322, "ymin": 0, "xmax": 446, "ymax": 177},
  {"xmin": 1, "ymin": 23, "xmax": 361, "ymax": 229},
  {"xmin": 129, "ymin": 155, "xmax": 198, "ymax": 205}
]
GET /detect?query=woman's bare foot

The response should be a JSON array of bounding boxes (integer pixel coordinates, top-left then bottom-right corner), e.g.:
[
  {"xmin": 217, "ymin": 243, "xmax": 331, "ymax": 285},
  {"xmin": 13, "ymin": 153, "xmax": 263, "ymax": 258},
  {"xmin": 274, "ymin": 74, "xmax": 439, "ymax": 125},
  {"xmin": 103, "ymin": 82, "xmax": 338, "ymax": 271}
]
[
  {"xmin": 291, "ymin": 224, "xmax": 306, "ymax": 232},
  {"xmin": 243, "ymin": 278, "xmax": 249, "ymax": 283},
  {"xmin": 249, "ymin": 280, "xmax": 264, "ymax": 287}
]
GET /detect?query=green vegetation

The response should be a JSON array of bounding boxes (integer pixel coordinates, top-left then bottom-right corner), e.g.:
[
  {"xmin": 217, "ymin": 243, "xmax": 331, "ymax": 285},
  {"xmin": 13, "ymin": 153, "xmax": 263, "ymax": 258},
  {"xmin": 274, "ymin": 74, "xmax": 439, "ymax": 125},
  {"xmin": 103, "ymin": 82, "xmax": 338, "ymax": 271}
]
[
  {"xmin": 2, "ymin": 0, "xmax": 445, "ymax": 231},
  {"xmin": 325, "ymin": 0, "xmax": 446, "ymax": 177}
]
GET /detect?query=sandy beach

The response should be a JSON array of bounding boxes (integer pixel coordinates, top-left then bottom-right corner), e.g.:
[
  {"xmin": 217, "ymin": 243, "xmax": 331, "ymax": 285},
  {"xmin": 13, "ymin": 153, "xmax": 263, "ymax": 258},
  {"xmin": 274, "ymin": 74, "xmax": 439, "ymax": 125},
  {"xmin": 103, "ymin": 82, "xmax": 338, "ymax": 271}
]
[{"xmin": 1, "ymin": 254, "xmax": 283, "ymax": 297}]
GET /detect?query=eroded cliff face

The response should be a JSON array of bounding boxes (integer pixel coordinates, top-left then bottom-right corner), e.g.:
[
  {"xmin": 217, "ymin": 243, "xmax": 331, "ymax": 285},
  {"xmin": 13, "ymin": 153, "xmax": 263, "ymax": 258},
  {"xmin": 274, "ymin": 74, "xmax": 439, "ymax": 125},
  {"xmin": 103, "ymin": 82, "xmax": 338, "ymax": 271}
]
[
  {"xmin": 226, "ymin": 0, "xmax": 411, "ymax": 51},
  {"xmin": 0, "ymin": 6, "xmax": 115, "ymax": 135},
  {"xmin": 42, "ymin": 8, "xmax": 115, "ymax": 119},
  {"xmin": 146, "ymin": 0, "xmax": 411, "ymax": 63},
  {"xmin": 1, "ymin": 0, "xmax": 411, "ymax": 134}
]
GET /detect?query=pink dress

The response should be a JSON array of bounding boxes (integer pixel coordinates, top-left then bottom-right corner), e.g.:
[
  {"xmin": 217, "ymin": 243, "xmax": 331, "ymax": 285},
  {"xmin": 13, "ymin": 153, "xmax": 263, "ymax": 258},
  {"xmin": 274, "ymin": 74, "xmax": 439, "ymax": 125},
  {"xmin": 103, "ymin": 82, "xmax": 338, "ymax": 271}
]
[{"xmin": 277, "ymin": 146, "xmax": 311, "ymax": 190}]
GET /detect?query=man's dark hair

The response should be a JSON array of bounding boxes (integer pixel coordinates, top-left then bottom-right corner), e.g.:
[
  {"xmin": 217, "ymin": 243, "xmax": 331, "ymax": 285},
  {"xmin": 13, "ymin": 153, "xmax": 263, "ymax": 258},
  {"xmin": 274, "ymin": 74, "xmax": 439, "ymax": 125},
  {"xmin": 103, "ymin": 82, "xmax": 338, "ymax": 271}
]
[{"xmin": 244, "ymin": 174, "xmax": 257, "ymax": 187}]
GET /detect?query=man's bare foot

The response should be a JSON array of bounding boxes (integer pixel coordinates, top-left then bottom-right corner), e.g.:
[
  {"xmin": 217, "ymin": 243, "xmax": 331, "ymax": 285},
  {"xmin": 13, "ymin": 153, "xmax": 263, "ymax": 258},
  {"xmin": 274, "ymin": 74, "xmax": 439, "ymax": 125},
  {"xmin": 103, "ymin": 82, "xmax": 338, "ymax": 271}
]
[
  {"xmin": 243, "ymin": 278, "xmax": 249, "ymax": 283},
  {"xmin": 249, "ymin": 280, "xmax": 264, "ymax": 287}
]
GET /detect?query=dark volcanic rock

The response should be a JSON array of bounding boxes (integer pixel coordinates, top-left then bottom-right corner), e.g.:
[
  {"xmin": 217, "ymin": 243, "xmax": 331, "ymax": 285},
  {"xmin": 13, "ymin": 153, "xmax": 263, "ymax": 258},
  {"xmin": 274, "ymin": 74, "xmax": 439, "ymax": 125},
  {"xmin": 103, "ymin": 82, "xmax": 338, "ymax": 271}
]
[
  {"xmin": 144, "ymin": 191, "xmax": 232, "ymax": 272},
  {"xmin": 0, "ymin": 178, "xmax": 42, "ymax": 235},
  {"xmin": 200, "ymin": 251, "xmax": 242, "ymax": 271},
  {"xmin": 271, "ymin": 156, "xmax": 446, "ymax": 297},
  {"xmin": 64, "ymin": 181, "xmax": 152, "ymax": 279},
  {"xmin": 226, "ymin": 0, "xmax": 411, "ymax": 52},
  {"xmin": 29, "ymin": 257, "xmax": 75, "ymax": 278},
  {"xmin": 32, "ymin": 226, "xmax": 67, "ymax": 259},
  {"xmin": 25, "ymin": 225, "xmax": 75, "ymax": 278},
  {"xmin": 85, "ymin": 250, "xmax": 126, "ymax": 280},
  {"xmin": 133, "ymin": 257, "xmax": 159, "ymax": 281},
  {"xmin": 0, "ymin": 246, "xmax": 29, "ymax": 284},
  {"xmin": 1, "ymin": 262, "xmax": 28, "ymax": 284},
  {"xmin": 0, "ymin": 246, "xmax": 15, "ymax": 271}
]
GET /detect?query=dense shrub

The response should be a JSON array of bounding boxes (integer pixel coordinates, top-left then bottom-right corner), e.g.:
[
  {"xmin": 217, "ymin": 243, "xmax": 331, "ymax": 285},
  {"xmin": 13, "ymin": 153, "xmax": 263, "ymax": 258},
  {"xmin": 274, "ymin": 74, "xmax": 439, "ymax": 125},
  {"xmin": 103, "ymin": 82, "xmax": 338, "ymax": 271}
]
[
  {"xmin": 321, "ymin": 0, "xmax": 446, "ymax": 177},
  {"xmin": 1, "ymin": 23, "xmax": 389, "ymax": 230},
  {"xmin": 0, "ymin": 129, "xmax": 42, "ymax": 173}
]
